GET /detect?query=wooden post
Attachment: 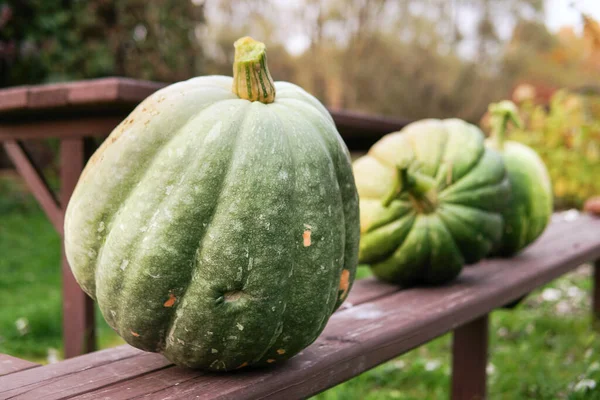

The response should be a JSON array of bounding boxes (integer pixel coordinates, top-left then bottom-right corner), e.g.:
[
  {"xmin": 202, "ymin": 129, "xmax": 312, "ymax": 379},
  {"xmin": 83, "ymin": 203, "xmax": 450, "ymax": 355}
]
[
  {"xmin": 452, "ymin": 315, "xmax": 489, "ymax": 400},
  {"xmin": 60, "ymin": 138, "xmax": 96, "ymax": 358},
  {"xmin": 594, "ymin": 260, "xmax": 600, "ymax": 331}
]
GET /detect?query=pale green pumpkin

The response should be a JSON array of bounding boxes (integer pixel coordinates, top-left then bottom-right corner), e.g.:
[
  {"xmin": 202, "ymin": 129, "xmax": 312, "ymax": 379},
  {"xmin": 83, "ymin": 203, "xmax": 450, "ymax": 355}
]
[
  {"xmin": 64, "ymin": 37, "xmax": 359, "ymax": 371},
  {"xmin": 485, "ymin": 101, "xmax": 553, "ymax": 256},
  {"xmin": 354, "ymin": 119, "xmax": 510, "ymax": 286}
]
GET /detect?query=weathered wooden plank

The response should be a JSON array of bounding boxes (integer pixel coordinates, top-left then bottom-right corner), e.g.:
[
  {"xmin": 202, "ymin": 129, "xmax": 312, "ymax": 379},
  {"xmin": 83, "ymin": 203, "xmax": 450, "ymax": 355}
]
[
  {"xmin": 0, "ymin": 345, "xmax": 143, "ymax": 396},
  {"xmin": 0, "ymin": 87, "xmax": 28, "ymax": 111},
  {"xmin": 67, "ymin": 78, "xmax": 166, "ymax": 106},
  {"xmin": 451, "ymin": 315, "xmax": 488, "ymax": 400},
  {"xmin": 0, "ymin": 117, "xmax": 123, "ymax": 141},
  {"xmin": 0, "ymin": 353, "xmax": 171, "ymax": 400},
  {"xmin": 3, "ymin": 140, "xmax": 63, "ymax": 233},
  {"xmin": 340, "ymin": 277, "xmax": 399, "ymax": 310},
  {"xmin": 0, "ymin": 78, "xmax": 165, "ymax": 113},
  {"xmin": 63, "ymin": 214, "xmax": 600, "ymax": 400},
  {"xmin": 73, "ymin": 366, "xmax": 196, "ymax": 400},
  {"xmin": 0, "ymin": 354, "xmax": 40, "ymax": 377},
  {"xmin": 60, "ymin": 138, "xmax": 96, "ymax": 359},
  {"xmin": 27, "ymin": 85, "xmax": 69, "ymax": 109}
]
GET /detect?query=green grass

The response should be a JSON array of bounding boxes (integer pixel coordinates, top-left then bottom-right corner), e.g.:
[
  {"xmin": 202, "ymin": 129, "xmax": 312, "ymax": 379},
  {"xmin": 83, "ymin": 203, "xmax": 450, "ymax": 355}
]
[
  {"xmin": 1, "ymin": 175, "xmax": 599, "ymax": 398},
  {"xmin": 0, "ymin": 177, "xmax": 123, "ymax": 363}
]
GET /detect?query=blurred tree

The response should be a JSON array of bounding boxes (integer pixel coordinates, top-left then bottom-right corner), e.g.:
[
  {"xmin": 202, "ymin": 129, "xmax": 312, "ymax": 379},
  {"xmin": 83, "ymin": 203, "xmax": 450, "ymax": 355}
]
[
  {"xmin": 0, "ymin": 0, "xmax": 205, "ymax": 86},
  {"xmin": 503, "ymin": 15, "xmax": 600, "ymax": 94}
]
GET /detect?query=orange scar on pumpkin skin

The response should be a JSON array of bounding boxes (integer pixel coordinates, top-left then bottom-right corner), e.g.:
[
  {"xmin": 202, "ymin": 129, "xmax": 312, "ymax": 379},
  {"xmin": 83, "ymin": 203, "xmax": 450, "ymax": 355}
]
[
  {"xmin": 339, "ymin": 269, "xmax": 350, "ymax": 300},
  {"xmin": 236, "ymin": 362, "xmax": 249, "ymax": 369},
  {"xmin": 164, "ymin": 293, "xmax": 177, "ymax": 307},
  {"xmin": 277, "ymin": 349, "xmax": 286, "ymax": 355},
  {"xmin": 267, "ymin": 359, "xmax": 276, "ymax": 363},
  {"xmin": 131, "ymin": 331, "xmax": 140, "ymax": 337},
  {"xmin": 303, "ymin": 230, "xmax": 311, "ymax": 247}
]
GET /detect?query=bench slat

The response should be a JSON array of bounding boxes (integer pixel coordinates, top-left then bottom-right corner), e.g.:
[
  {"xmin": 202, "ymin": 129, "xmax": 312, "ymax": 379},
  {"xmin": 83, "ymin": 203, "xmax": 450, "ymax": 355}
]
[
  {"xmin": 0, "ymin": 78, "xmax": 165, "ymax": 114},
  {"xmin": 0, "ymin": 354, "xmax": 39, "ymax": 377},
  {"xmin": 0, "ymin": 345, "xmax": 142, "ymax": 397},
  {"xmin": 2, "ymin": 213, "xmax": 598, "ymax": 400}
]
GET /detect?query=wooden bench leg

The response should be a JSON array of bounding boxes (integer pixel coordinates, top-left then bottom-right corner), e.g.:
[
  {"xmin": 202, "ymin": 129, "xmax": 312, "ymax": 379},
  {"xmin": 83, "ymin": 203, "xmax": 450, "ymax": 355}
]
[
  {"xmin": 452, "ymin": 315, "xmax": 488, "ymax": 400},
  {"xmin": 594, "ymin": 260, "xmax": 600, "ymax": 331},
  {"xmin": 61, "ymin": 138, "xmax": 96, "ymax": 358}
]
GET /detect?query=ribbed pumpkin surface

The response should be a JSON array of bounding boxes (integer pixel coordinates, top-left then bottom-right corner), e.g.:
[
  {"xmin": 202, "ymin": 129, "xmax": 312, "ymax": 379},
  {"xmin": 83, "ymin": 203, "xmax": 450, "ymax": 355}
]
[
  {"xmin": 485, "ymin": 101, "xmax": 553, "ymax": 256},
  {"xmin": 64, "ymin": 76, "xmax": 359, "ymax": 370},
  {"xmin": 486, "ymin": 140, "xmax": 552, "ymax": 256},
  {"xmin": 354, "ymin": 119, "xmax": 509, "ymax": 285}
]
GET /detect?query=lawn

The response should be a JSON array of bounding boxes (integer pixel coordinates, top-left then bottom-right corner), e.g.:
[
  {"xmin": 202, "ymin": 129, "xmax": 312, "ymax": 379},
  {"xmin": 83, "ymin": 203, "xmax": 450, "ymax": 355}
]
[{"xmin": 1, "ymin": 175, "xmax": 599, "ymax": 399}]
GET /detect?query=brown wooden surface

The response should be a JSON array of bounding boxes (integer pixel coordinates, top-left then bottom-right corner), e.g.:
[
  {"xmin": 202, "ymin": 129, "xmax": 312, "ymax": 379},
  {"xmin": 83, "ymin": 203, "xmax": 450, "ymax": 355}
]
[
  {"xmin": 3, "ymin": 140, "xmax": 62, "ymax": 233},
  {"xmin": 0, "ymin": 354, "xmax": 40, "ymax": 377},
  {"xmin": 452, "ymin": 316, "xmax": 488, "ymax": 400},
  {"xmin": 0, "ymin": 117, "xmax": 124, "ymax": 141},
  {"xmin": 0, "ymin": 345, "xmax": 143, "ymax": 397},
  {"xmin": 1, "ymin": 212, "xmax": 599, "ymax": 400},
  {"xmin": 60, "ymin": 138, "xmax": 96, "ymax": 358},
  {"xmin": 0, "ymin": 78, "xmax": 165, "ymax": 120}
]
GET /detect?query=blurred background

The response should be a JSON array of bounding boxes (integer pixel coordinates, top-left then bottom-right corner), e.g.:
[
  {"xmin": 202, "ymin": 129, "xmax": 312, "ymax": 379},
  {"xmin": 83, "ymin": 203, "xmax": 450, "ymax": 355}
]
[{"xmin": 1, "ymin": 1, "xmax": 600, "ymax": 399}]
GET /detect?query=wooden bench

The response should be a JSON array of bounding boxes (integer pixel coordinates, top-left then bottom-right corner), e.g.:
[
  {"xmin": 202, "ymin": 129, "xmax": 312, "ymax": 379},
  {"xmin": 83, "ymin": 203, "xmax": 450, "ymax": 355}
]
[
  {"xmin": 0, "ymin": 78, "xmax": 410, "ymax": 359},
  {"xmin": 1, "ymin": 211, "xmax": 599, "ymax": 399}
]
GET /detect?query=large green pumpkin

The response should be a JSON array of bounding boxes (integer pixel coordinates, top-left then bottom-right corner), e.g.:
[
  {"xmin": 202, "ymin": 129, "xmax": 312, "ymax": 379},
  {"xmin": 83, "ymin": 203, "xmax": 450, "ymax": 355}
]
[
  {"xmin": 64, "ymin": 37, "xmax": 359, "ymax": 371},
  {"xmin": 485, "ymin": 101, "xmax": 552, "ymax": 256},
  {"xmin": 353, "ymin": 119, "xmax": 510, "ymax": 285}
]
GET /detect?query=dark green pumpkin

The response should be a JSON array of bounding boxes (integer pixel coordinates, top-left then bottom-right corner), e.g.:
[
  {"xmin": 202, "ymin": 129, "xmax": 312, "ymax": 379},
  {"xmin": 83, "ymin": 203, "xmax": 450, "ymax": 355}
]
[
  {"xmin": 353, "ymin": 119, "xmax": 510, "ymax": 286},
  {"xmin": 64, "ymin": 37, "xmax": 359, "ymax": 371},
  {"xmin": 485, "ymin": 101, "xmax": 553, "ymax": 256}
]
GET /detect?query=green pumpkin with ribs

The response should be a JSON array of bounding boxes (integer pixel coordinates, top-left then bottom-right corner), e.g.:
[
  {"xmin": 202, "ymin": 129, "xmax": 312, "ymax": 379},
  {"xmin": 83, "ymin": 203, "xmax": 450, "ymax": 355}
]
[
  {"xmin": 64, "ymin": 37, "xmax": 359, "ymax": 371},
  {"xmin": 353, "ymin": 118, "xmax": 510, "ymax": 285},
  {"xmin": 485, "ymin": 101, "xmax": 553, "ymax": 256}
]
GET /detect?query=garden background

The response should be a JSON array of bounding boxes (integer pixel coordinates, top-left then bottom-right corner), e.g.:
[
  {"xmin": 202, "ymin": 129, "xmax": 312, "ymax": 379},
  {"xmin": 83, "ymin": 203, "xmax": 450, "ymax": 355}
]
[{"xmin": 1, "ymin": 1, "xmax": 600, "ymax": 398}]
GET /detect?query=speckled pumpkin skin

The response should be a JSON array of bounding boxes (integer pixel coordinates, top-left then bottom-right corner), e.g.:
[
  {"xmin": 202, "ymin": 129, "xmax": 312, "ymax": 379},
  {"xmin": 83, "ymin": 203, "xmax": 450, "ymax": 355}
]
[
  {"xmin": 64, "ymin": 76, "xmax": 359, "ymax": 371},
  {"xmin": 486, "ymin": 140, "xmax": 552, "ymax": 256},
  {"xmin": 354, "ymin": 119, "xmax": 510, "ymax": 286}
]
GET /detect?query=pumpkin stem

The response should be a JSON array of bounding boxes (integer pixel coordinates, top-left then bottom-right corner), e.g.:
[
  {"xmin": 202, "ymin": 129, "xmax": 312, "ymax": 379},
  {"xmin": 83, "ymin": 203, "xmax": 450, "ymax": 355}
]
[
  {"xmin": 488, "ymin": 100, "xmax": 522, "ymax": 150},
  {"xmin": 232, "ymin": 37, "xmax": 276, "ymax": 104},
  {"xmin": 382, "ymin": 165, "xmax": 437, "ymax": 213}
]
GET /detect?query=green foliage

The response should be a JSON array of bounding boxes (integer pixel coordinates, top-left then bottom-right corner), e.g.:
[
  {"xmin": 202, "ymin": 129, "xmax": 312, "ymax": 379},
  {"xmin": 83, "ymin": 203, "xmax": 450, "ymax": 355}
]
[
  {"xmin": 0, "ymin": 0, "xmax": 204, "ymax": 86},
  {"xmin": 510, "ymin": 90, "xmax": 600, "ymax": 208}
]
